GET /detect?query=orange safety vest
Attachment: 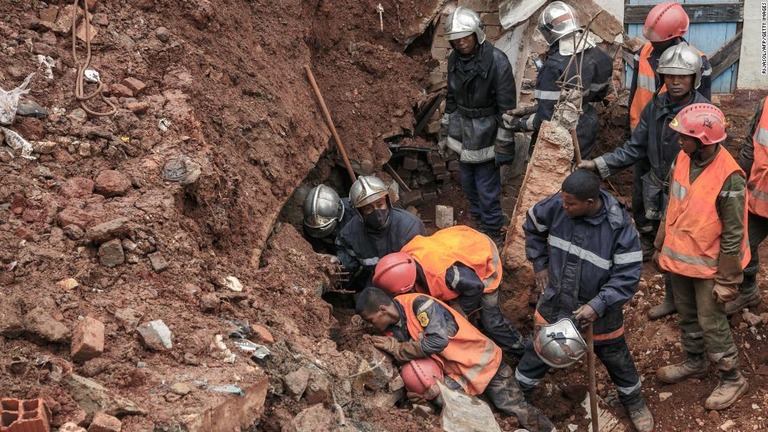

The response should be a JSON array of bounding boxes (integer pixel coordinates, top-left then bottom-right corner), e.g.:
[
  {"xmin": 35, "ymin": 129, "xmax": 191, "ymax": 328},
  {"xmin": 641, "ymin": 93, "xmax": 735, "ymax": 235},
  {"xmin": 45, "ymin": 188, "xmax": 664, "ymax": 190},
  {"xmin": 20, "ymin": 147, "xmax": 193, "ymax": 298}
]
[
  {"xmin": 629, "ymin": 43, "xmax": 662, "ymax": 130},
  {"xmin": 397, "ymin": 293, "xmax": 502, "ymax": 395},
  {"xmin": 748, "ymin": 97, "xmax": 768, "ymax": 218},
  {"xmin": 659, "ymin": 148, "xmax": 750, "ymax": 278},
  {"xmin": 401, "ymin": 225, "xmax": 501, "ymax": 301}
]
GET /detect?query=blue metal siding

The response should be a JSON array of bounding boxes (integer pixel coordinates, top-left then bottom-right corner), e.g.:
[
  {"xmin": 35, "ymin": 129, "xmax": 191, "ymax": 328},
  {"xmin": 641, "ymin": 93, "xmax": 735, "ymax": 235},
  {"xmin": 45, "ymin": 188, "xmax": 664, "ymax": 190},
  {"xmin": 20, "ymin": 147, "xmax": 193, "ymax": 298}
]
[{"xmin": 624, "ymin": 0, "xmax": 740, "ymax": 93}]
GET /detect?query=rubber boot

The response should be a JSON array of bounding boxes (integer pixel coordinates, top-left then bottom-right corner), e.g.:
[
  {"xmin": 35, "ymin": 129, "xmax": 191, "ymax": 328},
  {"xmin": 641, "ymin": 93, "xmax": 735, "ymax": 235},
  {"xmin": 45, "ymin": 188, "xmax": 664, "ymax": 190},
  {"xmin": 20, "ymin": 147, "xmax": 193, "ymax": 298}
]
[
  {"xmin": 640, "ymin": 234, "xmax": 656, "ymax": 262},
  {"xmin": 485, "ymin": 365, "xmax": 556, "ymax": 432},
  {"xmin": 656, "ymin": 352, "xmax": 708, "ymax": 384},
  {"xmin": 704, "ymin": 369, "xmax": 748, "ymax": 410},
  {"xmin": 627, "ymin": 400, "xmax": 655, "ymax": 432},
  {"xmin": 725, "ymin": 274, "xmax": 761, "ymax": 315},
  {"xmin": 647, "ymin": 276, "xmax": 677, "ymax": 320}
]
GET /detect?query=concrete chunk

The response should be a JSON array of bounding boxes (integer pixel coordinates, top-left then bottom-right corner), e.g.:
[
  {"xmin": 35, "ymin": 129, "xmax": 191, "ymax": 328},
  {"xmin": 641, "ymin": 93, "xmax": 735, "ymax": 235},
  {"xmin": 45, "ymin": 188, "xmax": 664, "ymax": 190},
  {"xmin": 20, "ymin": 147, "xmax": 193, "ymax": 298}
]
[
  {"xmin": 136, "ymin": 320, "xmax": 173, "ymax": 351},
  {"xmin": 435, "ymin": 205, "xmax": 454, "ymax": 229}
]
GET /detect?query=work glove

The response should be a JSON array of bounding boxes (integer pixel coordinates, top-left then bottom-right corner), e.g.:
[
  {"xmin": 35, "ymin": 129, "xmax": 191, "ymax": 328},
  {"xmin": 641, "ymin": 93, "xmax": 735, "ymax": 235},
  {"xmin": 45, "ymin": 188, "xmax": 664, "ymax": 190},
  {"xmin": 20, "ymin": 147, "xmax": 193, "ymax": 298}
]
[
  {"xmin": 370, "ymin": 336, "xmax": 426, "ymax": 362},
  {"xmin": 438, "ymin": 112, "xmax": 449, "ymax": 153},
  {"xmin": 712, "ymin": 283, "xmax": 739, "ymax": 303},
  {"xmin": 502, "ymin": 113, "xmax": 533, "ymax": 132},
  {"xmin": 573, "ymin": 304, "xmax": 598, "ymax": 327}
]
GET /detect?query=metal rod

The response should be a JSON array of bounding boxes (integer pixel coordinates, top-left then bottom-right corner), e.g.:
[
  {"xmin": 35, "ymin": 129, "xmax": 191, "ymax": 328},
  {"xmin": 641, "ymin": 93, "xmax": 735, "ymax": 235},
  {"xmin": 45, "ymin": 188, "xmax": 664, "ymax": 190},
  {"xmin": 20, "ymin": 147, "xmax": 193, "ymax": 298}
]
[
  {"xmin": 304, "ymin": 65, "xmax": 357, "ymax": 182},
  {"xmin": 587, "ymin": 323, "xmax": 599, "ymax": 432},
  {"xmin": 384, "ymin": 162, "xmax": 412, "ymax": 192}
]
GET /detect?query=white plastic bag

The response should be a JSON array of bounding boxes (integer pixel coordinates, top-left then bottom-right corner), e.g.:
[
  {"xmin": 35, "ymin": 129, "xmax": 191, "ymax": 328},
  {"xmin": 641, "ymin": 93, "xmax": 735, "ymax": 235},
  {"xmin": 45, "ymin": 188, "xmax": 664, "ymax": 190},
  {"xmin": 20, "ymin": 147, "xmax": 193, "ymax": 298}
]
[{"xmin": 0, "ymin": 73, "xmax": 35, "ymax": 125}]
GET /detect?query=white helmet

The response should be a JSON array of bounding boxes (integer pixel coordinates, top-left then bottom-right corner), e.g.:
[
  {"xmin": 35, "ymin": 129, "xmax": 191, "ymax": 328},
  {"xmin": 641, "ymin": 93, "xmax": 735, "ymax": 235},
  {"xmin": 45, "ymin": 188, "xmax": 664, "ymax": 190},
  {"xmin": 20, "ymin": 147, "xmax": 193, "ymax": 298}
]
[
  {"xmin": 349, "ymin": 175, "xmax": 389, "ymax": 209},
  {"xmin": 444, "ymin": 7, "xmax": 486, "ymax": 44},
  {"xmin": 303, "ymin": 185, "xmax": 344, "ymax": 239},
  {"xmin": 533, "ymin": 318, "xmax": 587, "ymax": 368},
  {"xmin": 538, "ymin": 1, "xmax": 581, "ymax": 46},
  {"xmin": 657, "ymin": 42, "xmax": 702, "ymax": 89}
]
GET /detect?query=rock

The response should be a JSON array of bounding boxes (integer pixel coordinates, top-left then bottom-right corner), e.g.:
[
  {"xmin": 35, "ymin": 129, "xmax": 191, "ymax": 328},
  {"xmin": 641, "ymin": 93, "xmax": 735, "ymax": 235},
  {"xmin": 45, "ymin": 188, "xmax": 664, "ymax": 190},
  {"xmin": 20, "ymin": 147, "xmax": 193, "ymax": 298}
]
[
  {"xmin": 200, "ymin": 292, "xmax": 219, "ymax": 312},
  {"xmin": 435, "ymin": 204, "xmax": 454, "ymax": 229},
  {"xmin": 170, "ymin": 382, "xmax": 195, "ymax": 396},
  {"xmin": 305, "ymin": 369, "xmax": 330, "ymax": 405},
  {"xmin": 219, "ymin": 275, "xmax": 243, "ymax": 292},
  {"xmin": 16, "ymin": 100, "xmax": 48, "ymax": 118},
  {"xmin": 0, "ymin": 272, "xmax": 15, "ymax": 286},
  {"xmin": 136, "ymin": 319, "xmax": 173, "ymax": 351},
  {"xmin": 86, "ymin": 218, "xmax": 132, "ymax": 244},
  {"xmin": 114, "ymin": 308, "xmax": 143, "ymax": 330},
  {"xmin": 125, "ymin": 101, "xmax": 150, "ymax": 114},
  {"xmin": 92, "ymin": 13, "xmax": 109, "ymax": 26},
  {"xmin": 720, "ymin": 419, "xmax": 736, "ymax": 431},
  {"xmin": 162, "ymin": 155, "xmax": 201, "ymax": 185},
  {"xmin": 148, "ymin": 252, "xmax": 169, "ymax": 272},
  {"xmin": 88, "ymin": 412, "xmax": 121, "ymax": 432},
  {"xmin": 32, "ymin": 140, "xmax": 57, "ymax": 154},
  {"xmin": 283, "ymin": 367, "xmax": 310, "ymax": 399},
  {"xmin": 64, "ymin": 224, "xmax": 86, "ymax": 240},
  {"xmin": 24, "ymin": 307, "xmax": 70, "ymax": 343},
  {"xmin": 94, "ymin": 170, "xmax": 131, "ymax": 197},
  {"xmin": 250, "ymin": 324, "xmax": 274, "ymax": 344},
  {"xmin": 388, "ymin": 375, "xmax": 404, "ymax": 392},
  {"xmin": 58, "ymin": 207, "xmax": 97, "ymax": 229},
  {"xmin": 80, "ymin": 358, "xmax": 112, "ymax": 378},
  {"xmin": 109, "ymin": 84, "xmax": 133, "ymax": 98},
  {"xmin": 155, "ymin": 27, "xmax": 170, "ymax": 42},
  {"xmin": 63, "ymin": 374, "xmax": 146, "ymax": 416},
  {"xmin": 98, "ymin": 239, "xmax": 125, "ymax": 267},
  {"xmin": 659, "ymin": 392, "xmax": 672, "ymax": 402},
  {"xmin": 0, "ymin": 300, "xmax": 24, "ymax": 337},
  {"xmin": 742, "ymin": 310, "xmax": 762, "ymax": 327},
  {"xmin": 72, "ymin": 316, "xmax": 105, "ymax": 363},
  {"xmin": 291, "ymin": 403, "xmax": 335, "ymax": 432},
  {"xmin": 122, "ymin": 78, "xmax": 146, "ymax": 95},
  {"xmin": 61, "ymin": 177, "xmax": 95, "ymax": 198},
  {"xmin": 68, "ymin": 108, "xmax": 88, "ymax": 125},
  {"xmin": 60, "ymin": 423, "xmax": 88, "ymax": 432},
  {"xmin": 78, "ymin": 141, "xmax": 93, "ymax": 157}
]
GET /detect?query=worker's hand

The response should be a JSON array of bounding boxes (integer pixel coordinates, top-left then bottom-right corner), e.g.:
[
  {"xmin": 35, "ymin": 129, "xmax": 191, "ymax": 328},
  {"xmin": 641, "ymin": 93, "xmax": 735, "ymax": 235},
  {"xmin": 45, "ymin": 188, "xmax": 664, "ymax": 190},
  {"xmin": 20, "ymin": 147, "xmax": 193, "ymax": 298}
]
[
  {"xmin": 495, "ymin": 151, "xmax": 515, "ymax": 167},
  {"xmin": 369, "ymin": 335, "xmax": 398, "ymax": 354},
  {"xmin": 502, "ymin": 113, "xmax": 528, "ymax": 132},
  {"xmin": 573, "ymin": 304, "xmax": 597, "ymax": 327},
  {"xmin": 533, "ymin": 269, "xmax": 549, "ymax": 291},
  {"xmin": 712, "ymin": 283, "xmax": 739, "ymax": 303},
  {"xmin": 318, "ymin": 253, "xmax": 341, "ymax": 265},
  {"xmin": 576, "ymin": 160, "xmax": 597, "ymax": 172}
]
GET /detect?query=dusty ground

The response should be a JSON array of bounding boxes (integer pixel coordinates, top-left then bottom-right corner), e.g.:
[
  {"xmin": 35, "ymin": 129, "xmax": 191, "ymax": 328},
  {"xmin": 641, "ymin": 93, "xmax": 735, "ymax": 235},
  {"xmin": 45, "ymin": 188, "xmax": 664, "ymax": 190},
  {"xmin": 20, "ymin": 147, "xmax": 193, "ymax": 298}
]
[{"xmin": 1, "ymin": 0, "xmax": 767, "ymax": 431}]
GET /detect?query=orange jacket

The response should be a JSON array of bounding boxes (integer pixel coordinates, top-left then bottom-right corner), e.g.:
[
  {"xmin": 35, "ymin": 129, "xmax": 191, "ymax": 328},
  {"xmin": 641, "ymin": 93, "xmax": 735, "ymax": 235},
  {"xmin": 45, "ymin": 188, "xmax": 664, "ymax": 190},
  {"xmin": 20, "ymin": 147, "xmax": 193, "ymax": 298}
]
[
  {"xmin": 748, "ymin": 97, "xmax": 768, "ymax": 217},
  {"xmin": 629, "ymin": 43, "xmax": 661, "ymax": 130},
  {"xmin": 397, "ymin": 293, "xmax": 501, "ymax": 395},
  {"xmin": 660, "ymin": 150, "xmax": 750, "ymax": 278},
  {"xmin": 401, "ymin": 225, "xmax": 501, "ymax": 301}
]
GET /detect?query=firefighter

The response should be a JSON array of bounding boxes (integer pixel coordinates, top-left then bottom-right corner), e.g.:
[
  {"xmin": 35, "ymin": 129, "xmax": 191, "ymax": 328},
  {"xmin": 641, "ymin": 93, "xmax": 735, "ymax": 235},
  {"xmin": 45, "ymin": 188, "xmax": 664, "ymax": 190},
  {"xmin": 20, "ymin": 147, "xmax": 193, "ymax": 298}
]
[
  {"xmin": 505, "ymin": 1, "xmax": 613, "ymax": 160},
  {"xmin": 654, "ymin": 103, "xmax": 749, "ymax": 411},
  {"xmin": 372, "ymin": 225, "xmax": 525, "ymax": 358},
  {"xmin": 439, "ymin": 6, "xmax": 517, "ymax": 246},
  {"xmin": 578, "ymin": 42, "xmax": 709, "ymax": 320},
  {"xmin": 302, "ymin": 184, "xmax": 354, "ymax": 254},
  {"xmin": 518, "ymin": 169, "xmax": 653, "ymax": 432},
  {"xmin": 335, "ymin": 176, "xmax": 426, "ymax": 289},
  {"xmin": 730, "ymin": 96, "xmax": 768, "ymax": 314},
  {"xmin": 356, "ymin": 287, "xmax": 556, "ymax": 432}
]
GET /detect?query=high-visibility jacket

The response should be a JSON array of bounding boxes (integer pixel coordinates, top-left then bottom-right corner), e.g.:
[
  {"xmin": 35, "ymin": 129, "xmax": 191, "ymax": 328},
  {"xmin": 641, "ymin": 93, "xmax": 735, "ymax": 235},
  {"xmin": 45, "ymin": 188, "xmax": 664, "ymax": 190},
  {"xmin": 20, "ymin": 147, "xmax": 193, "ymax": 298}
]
[
  {"xmin": 401, "ymin": 226, "xmax": 501, "ymax": 301},
  {"xmin": 629, "ymin": 44, "xmax": 662, "ymax": 130},
  {"xmin": 397, "ymin": 293, "xmax": 502, "ymax": 395},
  {"xmin": 660, "ymin": 149, "xmax": 750, "ymax": 278},
  {"xmin": 748, "ymin": 97, "xmax": 768, "ymax": 217}
]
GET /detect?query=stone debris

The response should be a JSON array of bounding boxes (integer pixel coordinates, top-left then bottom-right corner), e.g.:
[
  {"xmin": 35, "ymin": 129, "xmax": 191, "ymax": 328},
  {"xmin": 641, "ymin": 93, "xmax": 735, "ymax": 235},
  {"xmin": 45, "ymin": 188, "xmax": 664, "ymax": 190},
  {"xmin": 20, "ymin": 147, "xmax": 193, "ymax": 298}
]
[
  {"xmin": 435, "ymin": 204, "xmax": 454, "ymax": 229},
  {"xmin": 63, "ymin": 373, "xmax": 147, "ymax": 416},
  {"xmin": 24, "ymin": 307, "xmax": 70, "ymax": 343},
  {"xmin": 94, "ymin": 170, "xmax": 132, "ymax": 197},
  {"xmin": 720, "ymin": 419, "xmax": 736, "ymax": 431},
  {"xmin": 438, "ymin": 381, "xmax": 501, "ymax": 432},
  {"xmin": 659, "ymin": 392, "xmax": 672, "ymax": 402},
  {"xmin": 2, "ymin": 126, "xmax": 37, "ymax": 159},
  {"xmin": 88, "ymin": 411, "xmax": 122, "ymax": 432},
  {"xmin": 136, "ymin": 319, "xmax": 173, "ymax": 351},
  {"xmin": 742, "ymin": 310, "xmax": 763, "ymax": 327},
  {"xmin": 72, "ymin": 316, "xmax": 105, "ymax": 363},
  {"xmin": 98, "ymin": 239, "xmax": 125, "ymax": 268},
  {"xmin": 162, "ymin": 154, "xmax": 201, "ymax": 185}
]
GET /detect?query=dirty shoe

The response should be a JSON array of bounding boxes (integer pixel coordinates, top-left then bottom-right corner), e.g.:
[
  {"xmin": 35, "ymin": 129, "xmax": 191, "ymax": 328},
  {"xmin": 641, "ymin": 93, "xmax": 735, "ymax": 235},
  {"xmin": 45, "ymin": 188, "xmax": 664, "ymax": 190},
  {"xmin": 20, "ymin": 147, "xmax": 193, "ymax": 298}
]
[
  {"xmin": 704, "ymin": 372, "xmax": 748, "ymax": 410},
  {"xmin": 724, "ymin": 291, "xmax": 762, "ymax": 315},
  {"xmin": 628, "ymin": 403, "xmax": 654, "ymax": 432},
  {"xmin": 647, "ymin": 299, "xmax": 676, "ymax": 320},
  {"xmin": 656, "ymin": 355, "xmax": 707, "ymax": 384}
]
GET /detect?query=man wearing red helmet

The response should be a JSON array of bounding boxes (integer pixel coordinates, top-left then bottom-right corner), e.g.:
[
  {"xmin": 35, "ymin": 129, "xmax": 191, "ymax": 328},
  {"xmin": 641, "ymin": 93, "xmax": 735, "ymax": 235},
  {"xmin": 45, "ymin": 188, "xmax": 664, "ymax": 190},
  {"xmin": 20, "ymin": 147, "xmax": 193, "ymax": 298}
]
[
  {"xmin": 654, "ymin": 103, "xmax": 749, "ymax": 411},
  {"xmin": 356, "ymin": 287, "xmax": 555, "ymax": 432},
  {"xmin": 372, "ymin": 225, "xmax": 525, "ymax": 358}
]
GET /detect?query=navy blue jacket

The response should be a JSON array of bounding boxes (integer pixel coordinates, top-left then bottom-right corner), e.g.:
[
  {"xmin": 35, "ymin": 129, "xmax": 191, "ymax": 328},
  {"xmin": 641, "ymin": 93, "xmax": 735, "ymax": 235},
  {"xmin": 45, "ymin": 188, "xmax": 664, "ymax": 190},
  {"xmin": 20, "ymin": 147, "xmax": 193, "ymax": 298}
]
[{"xmin": 523, "ymin": 190, "xmax": 642, "ymax": 338}]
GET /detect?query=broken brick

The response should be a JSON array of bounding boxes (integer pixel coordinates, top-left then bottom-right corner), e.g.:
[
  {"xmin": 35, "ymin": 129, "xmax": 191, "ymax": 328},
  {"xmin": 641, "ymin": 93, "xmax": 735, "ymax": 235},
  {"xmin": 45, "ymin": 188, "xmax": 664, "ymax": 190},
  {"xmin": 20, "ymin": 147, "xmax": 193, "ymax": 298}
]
[
  {"xmin": 0, "ymin": 398, "xmax": 51, "ymax": 432},
  {"xmin": 250, "ymin": 324, "xmax": 275, "ymax": 344},
  {"xmin": 88, "ymin": 411, "xmax": 121, "ymax": 432},
  {"xmin": 402, "ymin": 155, "xmax": 419, "ymax": 171},
  {"xmin": 122, "ymin": 77, "xmax": 147, "ymax": 95},
  {"xmin": 72, "ymin": 316, "xmax": 105, "ymax": 363},
  {"xmin": 109, "ymin": 84, "xmax": 133, "ymax": 98}
]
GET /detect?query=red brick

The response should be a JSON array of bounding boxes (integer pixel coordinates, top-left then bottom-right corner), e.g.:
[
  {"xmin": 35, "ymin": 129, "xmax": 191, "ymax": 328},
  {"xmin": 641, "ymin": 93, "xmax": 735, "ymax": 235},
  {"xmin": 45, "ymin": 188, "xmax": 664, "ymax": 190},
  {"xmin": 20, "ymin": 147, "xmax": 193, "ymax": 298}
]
[
  {"xmin": 122, "ymin": 77, "xmax": 146, "ymax": 95},
  {"xmin": 250, "ymin": 324, "xmax": 275, "ymax": 344},
  {"xmin": 109, "ymin": 83, "xmax": 133, "ymax": 98},
  {"xmin": 0, "ymin": 398, "xmax": 51, "ymax": 432},
  {"xmin": 88, "ymin": 412, "xmax": 121, "ymax": 432},
  {"xmin": 72, "ymin": 316, "xmax": 105, "ymax": 363}
]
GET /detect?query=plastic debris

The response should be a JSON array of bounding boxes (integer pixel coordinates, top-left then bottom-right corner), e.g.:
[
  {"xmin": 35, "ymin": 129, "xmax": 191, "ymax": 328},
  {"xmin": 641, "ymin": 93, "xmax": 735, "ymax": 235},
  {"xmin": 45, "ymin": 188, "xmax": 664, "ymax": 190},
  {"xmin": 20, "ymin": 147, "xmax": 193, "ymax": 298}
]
[
  {"xmin": 0, "ymin": 73, "xmax": 34, "ymax": 125},
  {"xmin": 209, "ymin": 384, "xmax": 245, "ymax": 397},
  {"xmin": 2, "ymin": 127, "xmax": 37, "ymax": 160},
  {"xmin": 162, "ymin": 154, "xmax": 201, "ymax": 185},
  {"xmin": 84, "ymin": 69, "xmax": 101, "ymax": 83},
  {"xmin": 158, "ymin": 118, "xmax": 171, "ymax": 131},
  {"xmin": 233, "ymin": 339, "xmax": 271, "ymax": 359}
]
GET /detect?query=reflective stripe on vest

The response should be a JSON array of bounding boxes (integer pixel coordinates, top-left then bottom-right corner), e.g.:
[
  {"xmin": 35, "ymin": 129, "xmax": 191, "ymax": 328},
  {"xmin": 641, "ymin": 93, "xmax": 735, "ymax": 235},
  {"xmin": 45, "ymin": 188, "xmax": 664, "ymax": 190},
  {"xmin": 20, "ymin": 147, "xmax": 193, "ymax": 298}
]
[
  {"xmin": 402, "ymin": 226, "xmax": 501, "ymax": 301},
  {"xmin": 629, "ymin": 43, "xmax": 661, "ymax": 130},
  {"xmin": 533, "ymin": 310, "xmax": 624, "ymax": 341},
  {"xmin": 659, "ymin": 149, "xmax": 750, "ymax": 278},
  {"xmin": 748, "ymin": 97, "xmax": 768, "ymax": 217},
  {"xmin": 397, "ymin": 293, "xmax": 502, "ymax": 395}
]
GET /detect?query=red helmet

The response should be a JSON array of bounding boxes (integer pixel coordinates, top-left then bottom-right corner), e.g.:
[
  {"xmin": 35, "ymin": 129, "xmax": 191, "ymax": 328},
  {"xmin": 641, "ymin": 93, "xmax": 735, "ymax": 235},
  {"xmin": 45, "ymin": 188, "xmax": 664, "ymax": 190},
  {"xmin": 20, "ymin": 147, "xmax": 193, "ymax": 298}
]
[
  {"xmin": 642, "ymin": 2, "xmax": 689, "ymax": 42},
  {"xmin": 669, "ymin": 103, "xmax": 727, "ymax": 145},
  {"xmin": 373, "ymin": 252, "xmax": 417, "ymax": 296},
  {"xmin": 400, "ymin": 357, "xmax": 444, "ymax": 399}
]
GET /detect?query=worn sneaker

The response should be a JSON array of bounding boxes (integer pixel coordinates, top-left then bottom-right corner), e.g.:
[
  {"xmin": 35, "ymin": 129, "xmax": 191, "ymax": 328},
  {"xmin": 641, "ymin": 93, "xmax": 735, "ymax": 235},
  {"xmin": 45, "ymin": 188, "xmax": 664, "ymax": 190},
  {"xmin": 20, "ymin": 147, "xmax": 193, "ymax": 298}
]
[
  {"xmin": 704, "ymin": 373, "xmax": 748, "ymax": 410},
  {"xmin": 628, "ymin": 403, "xmax": 655, "ymax": 432}
]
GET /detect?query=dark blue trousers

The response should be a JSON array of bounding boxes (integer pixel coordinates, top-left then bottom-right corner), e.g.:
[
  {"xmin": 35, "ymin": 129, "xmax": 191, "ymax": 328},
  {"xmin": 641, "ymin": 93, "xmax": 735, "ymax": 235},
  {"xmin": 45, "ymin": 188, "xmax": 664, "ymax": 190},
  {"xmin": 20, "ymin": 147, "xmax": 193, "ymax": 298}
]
[{"xmin": 460, "ymin": 160, "xmax": 502, "ymax": 231}]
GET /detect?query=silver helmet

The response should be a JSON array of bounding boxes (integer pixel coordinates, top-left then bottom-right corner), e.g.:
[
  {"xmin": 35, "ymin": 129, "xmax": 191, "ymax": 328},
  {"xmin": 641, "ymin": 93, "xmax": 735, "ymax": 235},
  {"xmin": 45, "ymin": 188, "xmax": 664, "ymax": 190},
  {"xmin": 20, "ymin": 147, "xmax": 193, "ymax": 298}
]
[
  {"xmin": 657, "ymin": 42, "xmax": 702, "ymax": 89},
  {"xmin": 443, "ymin": 7, "xmax": 486, "ymax": 44},
  {"xmin": 538, "ymin": 1, "xmax": 581, "ymax": 46},
  {"xmin": 349, "ymin": 175, "xmax": 389, "ymax": 209},
  {"xmin": 303, "ymin": 185, "xmax": 344, "ymax": 239},
  {"xmin": 533, "ymin": 318, "xmax": 588, "ymax": 368}
]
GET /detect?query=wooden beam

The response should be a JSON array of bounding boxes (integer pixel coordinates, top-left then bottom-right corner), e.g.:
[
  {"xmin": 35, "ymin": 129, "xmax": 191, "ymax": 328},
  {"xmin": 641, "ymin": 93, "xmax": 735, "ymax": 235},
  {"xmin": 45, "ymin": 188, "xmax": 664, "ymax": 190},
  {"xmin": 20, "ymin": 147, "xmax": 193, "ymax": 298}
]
[
  {"xmin": 624, "ymin": 3, "xmax": 743, "ymax": 24},
  {"xmin": 709, "ymin": 31, "xmax": 743, "ymax": 79},
  {"xmin": 623, "ymin": 51, "xmax": 635, "ymax": 69}
]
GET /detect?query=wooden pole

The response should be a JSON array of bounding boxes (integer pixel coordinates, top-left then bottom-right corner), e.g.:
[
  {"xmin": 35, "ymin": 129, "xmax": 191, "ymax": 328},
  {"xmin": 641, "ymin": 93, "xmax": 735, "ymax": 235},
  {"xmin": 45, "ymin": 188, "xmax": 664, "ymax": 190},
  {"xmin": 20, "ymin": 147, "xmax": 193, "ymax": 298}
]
[
  {"xmin": 571, "ymin": 128, "xmax": 582, "ymax": 166},
  {"xmin": 587, "ymin": 323, "xmax": 599, "ymax": 432},
  {"xmin": 304, "ymin": 65, "xmax": 357, "ymax": 183}
]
